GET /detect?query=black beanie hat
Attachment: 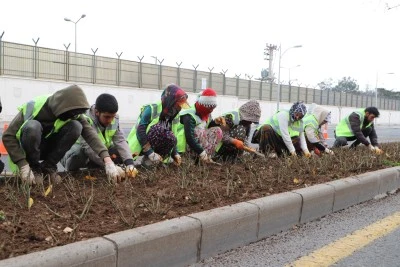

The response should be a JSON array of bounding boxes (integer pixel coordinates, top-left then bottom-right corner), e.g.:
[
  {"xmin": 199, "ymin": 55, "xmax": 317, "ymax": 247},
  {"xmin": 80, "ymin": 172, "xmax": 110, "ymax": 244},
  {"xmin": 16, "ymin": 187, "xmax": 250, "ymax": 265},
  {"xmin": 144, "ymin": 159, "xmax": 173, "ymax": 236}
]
[{"xmin": 95, "ymin": 93, "xmax": 118, "ymax": 113}]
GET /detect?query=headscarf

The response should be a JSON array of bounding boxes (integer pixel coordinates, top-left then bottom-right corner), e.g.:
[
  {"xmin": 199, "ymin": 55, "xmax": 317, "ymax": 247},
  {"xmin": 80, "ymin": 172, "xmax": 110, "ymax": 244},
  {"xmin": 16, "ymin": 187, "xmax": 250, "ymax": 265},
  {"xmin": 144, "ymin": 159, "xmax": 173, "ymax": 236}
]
[
  {"xmin": 159, "ymin": 84, "xmax": 189, "ymax": 123},
  {"xmin": 289, "ymin": 101, "xmax": 307, "ymax": 122}
]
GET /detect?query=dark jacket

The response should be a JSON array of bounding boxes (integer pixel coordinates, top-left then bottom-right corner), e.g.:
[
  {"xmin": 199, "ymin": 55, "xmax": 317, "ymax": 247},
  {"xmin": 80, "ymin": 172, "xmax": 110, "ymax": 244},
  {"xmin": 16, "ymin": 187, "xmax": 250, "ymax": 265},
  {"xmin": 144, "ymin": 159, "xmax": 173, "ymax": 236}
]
[
  {"xmin": 349, "ymin": 112, "xmax": 378, "ymax": 146},
  {"xmin": 2, "ymin": 85, "xmax": 110, "ymax": 168}
]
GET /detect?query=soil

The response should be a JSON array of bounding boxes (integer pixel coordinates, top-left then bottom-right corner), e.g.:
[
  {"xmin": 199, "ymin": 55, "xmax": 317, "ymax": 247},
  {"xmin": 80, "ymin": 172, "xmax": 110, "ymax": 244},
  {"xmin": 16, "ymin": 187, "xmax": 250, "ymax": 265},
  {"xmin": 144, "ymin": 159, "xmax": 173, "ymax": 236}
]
[{"xmin": 1, "ymin": 143, "xmax": 400, "ymax": 260}]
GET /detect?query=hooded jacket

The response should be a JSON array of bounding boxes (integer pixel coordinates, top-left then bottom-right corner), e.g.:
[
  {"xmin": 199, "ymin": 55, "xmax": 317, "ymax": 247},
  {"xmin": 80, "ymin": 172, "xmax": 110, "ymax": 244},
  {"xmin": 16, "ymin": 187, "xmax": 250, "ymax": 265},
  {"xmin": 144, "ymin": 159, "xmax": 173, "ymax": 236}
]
[
  {"xmin": 2, "ymin": 85, "xmax": 110, "ymax": 168},
  {"xmin": 304, "ymin": 105, "xmax": 330, "ymax": 151}
]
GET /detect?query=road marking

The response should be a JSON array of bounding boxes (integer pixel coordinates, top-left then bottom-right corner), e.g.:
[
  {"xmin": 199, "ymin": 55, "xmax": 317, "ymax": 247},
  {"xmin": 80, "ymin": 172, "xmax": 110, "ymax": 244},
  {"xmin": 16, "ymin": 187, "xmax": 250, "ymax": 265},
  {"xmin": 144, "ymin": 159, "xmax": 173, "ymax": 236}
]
[{"xmin": 287, "ymin": 211, "xmax": 400, "ymax": 267}]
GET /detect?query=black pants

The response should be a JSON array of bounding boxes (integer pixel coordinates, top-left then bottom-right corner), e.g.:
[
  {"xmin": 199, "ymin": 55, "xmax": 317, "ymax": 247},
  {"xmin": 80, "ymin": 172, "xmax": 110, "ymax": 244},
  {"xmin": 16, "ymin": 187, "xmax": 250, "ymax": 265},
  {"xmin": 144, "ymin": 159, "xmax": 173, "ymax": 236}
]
[
  {"xmin": 20, "ymin": 120, "xmax": 82, "ymax": 169},
  {"xmin": 333, "ymin": 127, "xmax": 373, "ymax": 148}
]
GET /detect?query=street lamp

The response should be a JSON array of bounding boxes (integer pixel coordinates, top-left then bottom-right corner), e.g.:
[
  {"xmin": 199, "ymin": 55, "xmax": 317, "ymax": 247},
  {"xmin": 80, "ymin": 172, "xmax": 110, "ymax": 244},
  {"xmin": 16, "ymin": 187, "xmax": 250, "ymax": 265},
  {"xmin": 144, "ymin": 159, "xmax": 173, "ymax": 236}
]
[
  {"xmin": 64, "ymin": 14, "xmax": 86, "ymax": 53},
  {"xmin": 375, "ymin": 72, "xmax": 394, "ymax": 108},
  {"xmin": 277, "ymin": 45, "xmax": 302, "ymax": 110},
  {"xmin": 282, "ymin": 64, "xmax": 301, "ymax": 83}
]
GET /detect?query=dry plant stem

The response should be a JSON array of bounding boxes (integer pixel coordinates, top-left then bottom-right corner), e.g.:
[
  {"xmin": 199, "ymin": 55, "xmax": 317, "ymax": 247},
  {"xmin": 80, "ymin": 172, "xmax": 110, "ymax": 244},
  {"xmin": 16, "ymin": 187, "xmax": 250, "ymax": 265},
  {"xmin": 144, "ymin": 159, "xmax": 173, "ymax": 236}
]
[
  {"xmin": 40, "ymin": 217, "xmax": 58, "ymax": 243},
  {"xmin": 43, "ymin": 203, "xmax": 68, "ymax": 219}
]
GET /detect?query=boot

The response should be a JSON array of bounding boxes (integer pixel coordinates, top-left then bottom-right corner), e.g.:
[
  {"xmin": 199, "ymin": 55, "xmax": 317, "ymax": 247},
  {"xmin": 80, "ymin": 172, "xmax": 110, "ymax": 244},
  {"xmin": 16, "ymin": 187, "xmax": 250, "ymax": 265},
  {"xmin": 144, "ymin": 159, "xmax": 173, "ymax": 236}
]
[{"xmin": 40, "ymin": 161, "xmax": 62, "ymax": 185}]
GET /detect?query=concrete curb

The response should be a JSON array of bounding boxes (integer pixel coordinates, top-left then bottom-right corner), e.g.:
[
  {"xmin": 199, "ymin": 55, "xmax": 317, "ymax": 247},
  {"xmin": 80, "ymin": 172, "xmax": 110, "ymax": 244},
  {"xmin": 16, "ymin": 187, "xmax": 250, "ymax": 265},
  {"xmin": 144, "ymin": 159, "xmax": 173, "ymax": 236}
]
[{"xmin": 1, "ymin": 167, "xmax": 399, "ymax": 267}]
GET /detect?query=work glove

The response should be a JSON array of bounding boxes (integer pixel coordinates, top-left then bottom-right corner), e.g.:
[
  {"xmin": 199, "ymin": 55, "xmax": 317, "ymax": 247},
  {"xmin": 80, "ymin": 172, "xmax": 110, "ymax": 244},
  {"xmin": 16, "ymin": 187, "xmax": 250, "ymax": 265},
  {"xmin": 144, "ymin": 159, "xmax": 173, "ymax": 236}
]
[
  {"xmin": 374, "ymin": 147, "xmax": 384, "ymax": 155},
  {"xmin": 148, "ymin": 152, "xmax": 162, "ymax": 163},
  {"xmin": 368, "ymin": 144, "xmax": 376, "ymax": 152},
  {"xmin": 324, "ymin": 148, "xmax": 335, "ymax": 155},
  {"xmin": 105, "ymin": 161, "xmax": 121, "ymax": 183},
  {"xmin": 214, "ymin": 116, "xmax": 226, "ymax": 126},
  {"xmin": 199, "ymin": 150, "xmax": 211, "ymax": 163},
  {"xmin": 290, "ymin": 151, "xmax": 297, "ymax": 157},
  {"xmin": 125, "ymin": 164, "xmax": 138, "ymax": 178},
  {"xmin": 20, "ymin": 164, "xmax": 36, "ymax": 185},
  {"xmin": 173, "ymin": 154, "xmax": 182, "ymax": 166},
  {"xmin": 304, "ymin": 151, "xmax": 312, "ymax": 158},
  {"xmin": 231, "ymin": 138, "xmax": 245, "ymax": 150}
]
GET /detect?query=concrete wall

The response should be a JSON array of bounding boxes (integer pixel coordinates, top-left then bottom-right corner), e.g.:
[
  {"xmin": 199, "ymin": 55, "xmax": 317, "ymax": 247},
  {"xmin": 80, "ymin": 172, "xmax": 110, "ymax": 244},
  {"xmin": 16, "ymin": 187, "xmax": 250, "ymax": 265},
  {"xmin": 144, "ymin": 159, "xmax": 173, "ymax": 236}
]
[{"xmin": 1, "ymin": 76, "xmax": 399, "ymax": 126}]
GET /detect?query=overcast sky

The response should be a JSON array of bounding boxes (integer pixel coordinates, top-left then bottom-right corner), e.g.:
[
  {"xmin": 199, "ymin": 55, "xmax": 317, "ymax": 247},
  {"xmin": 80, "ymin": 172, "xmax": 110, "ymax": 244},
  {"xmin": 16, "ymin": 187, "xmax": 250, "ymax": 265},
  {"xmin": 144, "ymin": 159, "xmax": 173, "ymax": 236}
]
[{"xmin": 1, "ymin": 0, "xmax": 399, "ymax": 90}]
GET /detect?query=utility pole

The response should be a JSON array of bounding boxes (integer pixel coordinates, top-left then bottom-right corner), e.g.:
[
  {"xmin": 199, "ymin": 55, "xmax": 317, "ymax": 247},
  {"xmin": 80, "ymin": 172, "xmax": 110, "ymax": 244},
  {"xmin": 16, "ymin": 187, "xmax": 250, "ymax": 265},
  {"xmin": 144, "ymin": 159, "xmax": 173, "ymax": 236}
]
[{"xmin": 264, "ymin": 43, "xmax": 278, "ymax": 81}]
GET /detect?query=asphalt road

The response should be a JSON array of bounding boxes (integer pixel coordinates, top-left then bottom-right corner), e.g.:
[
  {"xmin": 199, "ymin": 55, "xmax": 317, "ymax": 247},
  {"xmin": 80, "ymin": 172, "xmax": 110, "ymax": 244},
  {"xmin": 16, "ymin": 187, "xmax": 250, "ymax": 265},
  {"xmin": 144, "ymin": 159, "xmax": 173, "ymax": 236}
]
[{"xmin": 193, "ymin": 191, "xmax": 400, "ymax": 267}]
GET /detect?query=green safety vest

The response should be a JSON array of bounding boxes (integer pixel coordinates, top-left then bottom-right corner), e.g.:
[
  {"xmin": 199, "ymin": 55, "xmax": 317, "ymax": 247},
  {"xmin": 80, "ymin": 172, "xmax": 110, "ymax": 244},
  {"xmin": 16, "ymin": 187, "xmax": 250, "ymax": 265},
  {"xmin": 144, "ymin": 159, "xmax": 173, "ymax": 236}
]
[
  {"xmin": 173, "ymin": 106, "xmax": 211, "ymax": 153},
  {"xmin": 335, "ymin": 108, "xmax": 372, "ymax": 137},
  {"xmin": 215, "ymin": 110, "xmax": 240, "ymax": 152},
  {"xmin": 11, "ymin": 95, "xmax": 73, "ymax": 172},
  {"xmin": 302, "ymin": 114, "xmax": 319, "ymax": 136},
  {"xmin": 127, "ymin": 102, "xmax": 180, "ymax": 159},
  {"xmin": 258, "ymin": 110, "xmax": 303, "ymax": 137},
  {"xmin": 84, "ymin": 113, "xmax": 118, "ymax": 148}
]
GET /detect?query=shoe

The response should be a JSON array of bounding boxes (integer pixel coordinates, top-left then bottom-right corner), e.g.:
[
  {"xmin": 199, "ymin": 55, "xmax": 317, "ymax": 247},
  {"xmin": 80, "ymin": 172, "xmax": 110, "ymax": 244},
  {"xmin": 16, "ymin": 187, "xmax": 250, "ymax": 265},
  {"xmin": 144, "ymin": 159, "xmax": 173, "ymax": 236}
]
[{"xmin": 40, "ymin": 161, "xmax": 62, "ymax": 185}]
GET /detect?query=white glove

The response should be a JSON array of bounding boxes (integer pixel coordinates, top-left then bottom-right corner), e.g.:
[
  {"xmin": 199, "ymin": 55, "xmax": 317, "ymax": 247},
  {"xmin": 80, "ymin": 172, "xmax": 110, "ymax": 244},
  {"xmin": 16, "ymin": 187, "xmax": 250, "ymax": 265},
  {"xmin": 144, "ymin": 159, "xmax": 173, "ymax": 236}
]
[
  {"xmin": 125, "ymin": 164, "xmax": 138, "ymax": 178},
  {"xmin": 115, "ymin": 165, "xmax": 126, "ymax": 178},
  {"xmin": 324, "ymin": 148, "xmax": 335, "ymax": 155},
  {"xmin": 368, "ymin": 144, "xmax": 376, "ymax": 152},
  {"xmin": 105, "ymin": 162, "xmax": 121, "ymax": 183},
  {"xmin": 148, "ymin": 152, "xmax": 162, "ymax": 163},
  {"xmin": 20, "ymin": 164, "xmax": 36, "ymax": 185}
]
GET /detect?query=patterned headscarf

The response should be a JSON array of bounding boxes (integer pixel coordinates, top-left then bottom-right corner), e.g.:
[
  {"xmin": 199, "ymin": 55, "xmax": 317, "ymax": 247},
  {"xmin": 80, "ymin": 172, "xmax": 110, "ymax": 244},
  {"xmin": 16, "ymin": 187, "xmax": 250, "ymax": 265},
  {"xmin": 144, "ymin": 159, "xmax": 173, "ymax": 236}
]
[
  {"xmin": 160, "ymin": 84, "xmax": 189, "ymax": 123},
  {"xmin": 289, "ymin": 101, "xmax": 307, "ymax": 121}
]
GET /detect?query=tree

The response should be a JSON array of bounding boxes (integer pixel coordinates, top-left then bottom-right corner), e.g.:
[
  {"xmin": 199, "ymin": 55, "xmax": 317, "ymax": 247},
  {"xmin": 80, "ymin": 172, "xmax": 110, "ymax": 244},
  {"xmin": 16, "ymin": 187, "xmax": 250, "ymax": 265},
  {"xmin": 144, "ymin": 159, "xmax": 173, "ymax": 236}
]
[
  {"xmin": 333, "ymin": 77, "xmax": 359, "ymax": 93},
  {"xmin": 318, "ymin": 78, "xmax": 335, "ymax": 90}
]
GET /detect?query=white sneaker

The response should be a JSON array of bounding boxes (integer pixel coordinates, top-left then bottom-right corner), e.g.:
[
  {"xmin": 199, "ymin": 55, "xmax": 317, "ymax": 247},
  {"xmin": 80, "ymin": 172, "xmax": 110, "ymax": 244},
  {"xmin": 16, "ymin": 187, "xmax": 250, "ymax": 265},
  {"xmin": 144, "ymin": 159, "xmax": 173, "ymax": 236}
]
[{"xmin": 268, "ymin": 152, "xmax": 277, "ymax": 159}]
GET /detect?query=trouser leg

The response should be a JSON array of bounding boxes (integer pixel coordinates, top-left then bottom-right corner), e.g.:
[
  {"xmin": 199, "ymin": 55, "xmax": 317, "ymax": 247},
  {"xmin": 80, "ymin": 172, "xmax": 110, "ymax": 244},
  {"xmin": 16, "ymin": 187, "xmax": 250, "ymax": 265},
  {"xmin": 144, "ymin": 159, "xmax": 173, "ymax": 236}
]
[
  {"xmin": 41, "ymin": 120, "xmax": 82, "ymax": 166},
  {"xmin": 60, "ymin": 143, "xmax": 88, "ymax": 171},
  {"xmin": 20, "ymin": 120, "xmax": 43, "ymax": 169}
]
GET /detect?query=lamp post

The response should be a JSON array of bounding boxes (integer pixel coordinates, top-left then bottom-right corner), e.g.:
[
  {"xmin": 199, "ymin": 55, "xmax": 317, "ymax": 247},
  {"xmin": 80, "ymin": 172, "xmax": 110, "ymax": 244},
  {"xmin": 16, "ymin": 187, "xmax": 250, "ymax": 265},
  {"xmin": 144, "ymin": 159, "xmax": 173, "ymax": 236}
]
[
  {"xmin": 375, "ymin": 72, "xmax": 394, "ymax": 108},
  {"xmin": 64, "ymin": 14, "xmax": 86, "ymax": 53},
  {"xmin": 277, "ymin": 45, "xmax": 302, "ymax": 110},
  {"xmin": 288, "ymin": 64, "xmax": 301, "ymax": 83}
]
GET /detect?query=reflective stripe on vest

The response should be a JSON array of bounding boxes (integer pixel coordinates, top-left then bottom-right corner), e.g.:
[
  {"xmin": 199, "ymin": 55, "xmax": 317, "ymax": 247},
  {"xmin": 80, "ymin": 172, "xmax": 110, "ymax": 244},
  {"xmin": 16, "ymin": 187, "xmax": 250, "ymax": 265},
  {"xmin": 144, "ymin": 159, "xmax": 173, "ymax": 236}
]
[
  {"xmin": 85, "ymin": 114, "xmax": 119, "ymax": 148},
  {"xmin": 127, "ymin": 102, "xmax": 162, "ymax": 157},
  {"xmin": 335, "ymin": 108, "xmax": 372, "ymax": 137},
  {"xmin": 264, "ymin": 110, "xmax": 303, "ymax": 137},
  {"xmin": 302, "ymin": 114, "xmax": 319, "ymax": 135},
  {"xmin": 16, "ymin": 95, "xmax": 70, "ymax": 140},
  {"xmin": 174, "ymin": 106, "xmax": 211, "ymax": 153}
]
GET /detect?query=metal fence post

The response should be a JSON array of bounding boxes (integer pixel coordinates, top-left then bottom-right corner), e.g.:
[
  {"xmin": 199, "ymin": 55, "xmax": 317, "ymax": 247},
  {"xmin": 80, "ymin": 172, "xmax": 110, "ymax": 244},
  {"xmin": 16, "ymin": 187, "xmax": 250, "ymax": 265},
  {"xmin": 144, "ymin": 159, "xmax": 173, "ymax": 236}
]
[
  {"xmin": 246, "ymin": 74, "xmax": 253, "ymax": 99},
  {"xmin": 0, "ymin": 31, "xmax": 4, "ymax": 75},
  {"xmin": 91, "ymin": 48, "xmax": 98, "ymax": 84},
  {"xmin": 32, "ymin": 38, "xmax": 40, "ymax": 79},
  {"xmin": 208, "ymin": 67, "xmax": 214, "ymax": 88},
  {"xmin": 235, "ymin": 74, "xmax": 241, "ymax": 96},
  {"xmin": 176, "ymin": 62, "xmax": 182, "ymax": 85},
  {"xmin": 288, "ymin": 82, "xmax": 292, "ymax": 102},
  {"xmin": 192, "ymin": 64, "xmax": 199, "ymax": 92},
  {"xmin": 221, "ymin": 69, "xmax": 228, "ymax": 95},
  {"xmin": 157, "ymin": 58, "xmax": 164, "ymax": 89},
  {"xmin": 269, "ymin": 82, "xmax": 273, "ymax": 100},
  {"xmin": 137, "ymin": 56, "xmax": 144, "ymax": 88},
  {"xmin": 63, "ymin": 43, "xmax": 71, "ymax": 81},
  {"xmin": 116, "ymin": 52, "xmax": 123, "ymax": 86},
  {"xmin": 313, "ymin": 88, "xmax": 316, "ymax": 103},
  {"xmin": 259, "ymin": 80, "xmax": 263, "ymax": 100},
  {"xmin": 305, "ymin": 86, "xmax": 308, "ymax": 103},
  {"xmin": 297, "ymin": 84, "xmax": 301, "ymax": 102}
]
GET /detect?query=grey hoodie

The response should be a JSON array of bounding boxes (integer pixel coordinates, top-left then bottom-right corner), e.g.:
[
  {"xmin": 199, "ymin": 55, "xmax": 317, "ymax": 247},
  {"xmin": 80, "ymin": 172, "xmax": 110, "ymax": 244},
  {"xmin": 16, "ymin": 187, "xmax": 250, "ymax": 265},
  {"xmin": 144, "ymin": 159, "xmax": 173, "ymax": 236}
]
[{"xmin": 2, "ymin": 85, "xmax": 110, "ymax": 168}]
